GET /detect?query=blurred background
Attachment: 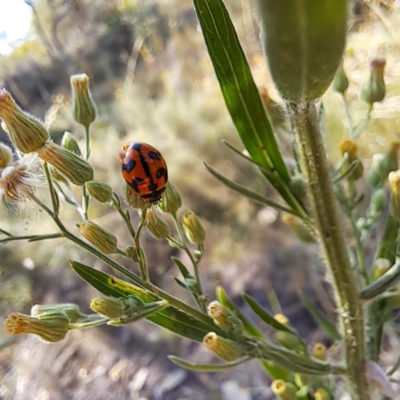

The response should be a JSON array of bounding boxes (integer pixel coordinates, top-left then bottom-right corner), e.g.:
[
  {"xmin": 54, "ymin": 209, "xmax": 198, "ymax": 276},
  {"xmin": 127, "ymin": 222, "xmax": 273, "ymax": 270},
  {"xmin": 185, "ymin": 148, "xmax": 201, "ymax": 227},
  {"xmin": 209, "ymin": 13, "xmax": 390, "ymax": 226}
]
[{"xmin": 1, "ymin": 1, "xmax": 400, "ymax": 399}]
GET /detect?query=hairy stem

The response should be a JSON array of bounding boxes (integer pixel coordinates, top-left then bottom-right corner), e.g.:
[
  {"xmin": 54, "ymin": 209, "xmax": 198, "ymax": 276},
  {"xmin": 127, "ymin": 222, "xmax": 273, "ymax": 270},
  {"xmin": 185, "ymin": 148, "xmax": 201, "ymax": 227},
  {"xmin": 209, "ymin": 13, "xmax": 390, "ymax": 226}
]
[{"xmin": 291, "ymin": 102, "xmax": 369, "ymax": 399}]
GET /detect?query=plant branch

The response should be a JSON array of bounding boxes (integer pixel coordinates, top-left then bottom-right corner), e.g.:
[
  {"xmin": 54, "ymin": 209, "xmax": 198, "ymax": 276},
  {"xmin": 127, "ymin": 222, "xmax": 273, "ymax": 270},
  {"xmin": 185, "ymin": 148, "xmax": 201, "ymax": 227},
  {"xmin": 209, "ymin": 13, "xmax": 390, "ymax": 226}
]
[{"xmin": 291, "ymin": 102, "xmax": 369, "ymax": 399}]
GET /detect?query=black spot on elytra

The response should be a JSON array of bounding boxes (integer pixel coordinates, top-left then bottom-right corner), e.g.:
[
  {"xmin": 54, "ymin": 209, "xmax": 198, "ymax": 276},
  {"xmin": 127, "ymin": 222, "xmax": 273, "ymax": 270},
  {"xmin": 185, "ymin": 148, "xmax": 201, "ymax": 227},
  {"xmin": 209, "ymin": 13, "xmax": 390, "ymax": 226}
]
[
  {"xmin": 148, "ymin": 151, "xmax": 161, "ymax": 160},
  {"xmin": 122, "ymin": 159, "xmax": 136, "ymax": 173},
  {"xmin": 156, "ymin": 167, "xmax": 167, "ymax": 179},
  {"xmin": 148, "ymin": 182, "xmax": 158, "ymax": 191},
  {"xmin": 132, "ymin": 142, "xmax": 142, "ymax": 150}
]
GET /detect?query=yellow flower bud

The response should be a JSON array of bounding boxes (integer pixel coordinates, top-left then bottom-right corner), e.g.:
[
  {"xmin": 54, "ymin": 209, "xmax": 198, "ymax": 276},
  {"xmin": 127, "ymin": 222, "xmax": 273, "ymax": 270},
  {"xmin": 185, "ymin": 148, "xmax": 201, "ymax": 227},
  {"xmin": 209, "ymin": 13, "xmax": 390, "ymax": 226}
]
[
  {"xmin": 31, "ymin": 303, "xmax": 85, "ymax": 323},
  {"xmin": 372, "ymin": 258, "xmax": 392, "ymax": 281},
  {"xmin": 38, "ymin": 141, "xmax": 93, "ymax": 186},
  {"xmin": 0, "ymin": 89, "xmax": 49, "ymax": 153},
  {"xmin": 313, "ymin": 343, "xmax": 327, "ymax": 361},
  {"xmin": 314, "ymin": 388, "xmax": 331, "ymax": 400},
  {"xmin": 61, "ymin": 131, "xmax": 81, "ymax": 156},
  {"xmin": 207, "ymin": 301, "xmax": 234, "ymax": 331},
  {"xmin": 79, "ymin": 220, "xmax": 118, "ymax": 254},
  {"xmin": 361, "ymin": 58, "xmax": 386, "ymax": 104},
  {"xmin": 5, "ymin": 311, "xmax": 69, "ymax": 343},
  {"xmin": 202, "ymin": 332, "xmax": 242, "ymax": 362},
  {"xmin": 90, "ymin": 297, "xmax": 124, "ymax": 319},
  {"xmin": 70, "ymin": 74, "xmax": 97, "ymax": 129},
  {"xmin": 274, "ymin": 314, "xmax": 289, "ymax": 325},
  {"xmin": 282, "ymin": 213, "xmax": 315, "ymax": 243},
  {"xmin": 332, "ymin": 62, "xmax": 349, "ymax": 94},
  {"xmin": 182, "ymin": 209, "xmax": 206, "ymax": 244},
  {"xmin": 86, "ymin": 180, "xmax": 113, "ymax": 203},
  {"xmin": 146, "ymin": 208, "xmax": 171, "ymax": 240},
  {"xmin": 123, "ymin": 183, "xmax": 151, "ymax": 209},
  {"xmin": 389, "ymin": 170, "xmax": 400, "ymax": 220},
  {"xmin": 271, "ymin": 380, "xmax": 297, "ymax": 400},
  {"xmin": 158, "ymin": 182, "xmax": 182, "ymax": 215},
  {"xmin": 339, "ymin": 139, "xmax": 363, "ymax": 181}
]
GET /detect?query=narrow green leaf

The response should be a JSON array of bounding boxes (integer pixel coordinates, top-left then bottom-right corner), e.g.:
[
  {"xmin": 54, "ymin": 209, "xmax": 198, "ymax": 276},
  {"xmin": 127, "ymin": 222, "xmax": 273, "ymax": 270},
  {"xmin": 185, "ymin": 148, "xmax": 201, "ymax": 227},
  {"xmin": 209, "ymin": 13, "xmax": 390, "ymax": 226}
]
[
  {"xmin": 173, "ymin": 277, "xmax": 189, "ymax": 291},
  {"xmin": 216, "ymin": 286, "xmax": 291, "ymax": 381},
  {"xmin": 243, "ymin": 294, "xmax": 294, "ymax": 334},
  {"xmin": 70, "ymin": 260, "xmax": 218, "ymax": 342},
  {"xmin": 168, "ymin": 355, "xmax": 251, "ymax": 372},
  {"xmin": 205, "ymin": 163, "xmax": 301, "ymax": 217},
  {"xmin": 172, "ymin": 257, "xmax": 191, "ymax": 279},
  {"xmin": 193, "ymin": 0, "xmax": 290, "ymax": 184},
  {"xmin": 298, "ymin": 292, "xmax": 341, "ymax": 341}
]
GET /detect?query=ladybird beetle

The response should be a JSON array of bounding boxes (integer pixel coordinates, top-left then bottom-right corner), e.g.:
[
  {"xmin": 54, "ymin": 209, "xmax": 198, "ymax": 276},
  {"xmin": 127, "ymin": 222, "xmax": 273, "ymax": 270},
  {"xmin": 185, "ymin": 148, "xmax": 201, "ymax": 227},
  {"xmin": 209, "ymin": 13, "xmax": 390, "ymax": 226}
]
[{"xmin": 119, "ymin": 141, "xmax": 168, "ymax": 204}]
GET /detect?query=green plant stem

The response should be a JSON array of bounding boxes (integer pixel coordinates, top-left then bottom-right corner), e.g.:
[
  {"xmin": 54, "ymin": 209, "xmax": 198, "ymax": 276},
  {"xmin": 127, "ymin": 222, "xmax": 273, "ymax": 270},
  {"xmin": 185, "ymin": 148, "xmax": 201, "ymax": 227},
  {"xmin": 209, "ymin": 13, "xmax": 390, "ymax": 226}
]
[
  {"xmin": 341, "ymin": 95, "xmax": 354, "ymax": 139},
  {"xmin": 81, "ymin": 125, "xmax": 91, "ymax": 220},
  {"xmin": 291, "ymin": 102, "xmax": 369, "ymax": 399},
  {"xmin": 354, "ymin": 103, "xmax": 373, "ymax": 139},
  {"xmin": 0, "ymin": 233, "xmax": 63, "ymax": 244},
  {"xmin": 43, "ymin": 162, "xmax": 60, "ymax": 216},
  {"xmin": 173, "ymin": 213, "xmax": 206, "ymax": 312},
  {"xmin": 113, "ymin": 201, "xmax": 136, "ymax": 239},
  {"xmin": 28, "ymin": 194, "xmax": 213, "ymax": 327},
  {"xmin": 350, "ymin": 215, "xmax": 368, "ymax": 285},
  {"xmin": 135, "ymin": 210, "xmax": 149, "ymax": 282}
]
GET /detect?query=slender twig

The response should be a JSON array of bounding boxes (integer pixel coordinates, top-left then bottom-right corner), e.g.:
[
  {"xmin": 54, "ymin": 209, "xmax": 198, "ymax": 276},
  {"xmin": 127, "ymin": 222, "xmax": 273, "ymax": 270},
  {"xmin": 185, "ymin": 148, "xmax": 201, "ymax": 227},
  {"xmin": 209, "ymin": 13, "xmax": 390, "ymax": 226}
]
[
  {"xmin": 354, "ymin": 103, "xmax": 373, "ymax": 139},
  {"xmin": 0, "ymin": 233, "xmax": 63, "ymax": 244}
]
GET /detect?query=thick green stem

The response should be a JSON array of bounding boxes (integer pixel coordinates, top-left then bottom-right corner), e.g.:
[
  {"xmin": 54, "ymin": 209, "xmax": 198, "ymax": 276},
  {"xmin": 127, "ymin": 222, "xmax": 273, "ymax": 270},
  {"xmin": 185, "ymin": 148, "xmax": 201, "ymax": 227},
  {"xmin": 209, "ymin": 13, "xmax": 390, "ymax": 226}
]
[{"xmin": 291, "ymin": 102, "xmax": 369, "ymax": 399}]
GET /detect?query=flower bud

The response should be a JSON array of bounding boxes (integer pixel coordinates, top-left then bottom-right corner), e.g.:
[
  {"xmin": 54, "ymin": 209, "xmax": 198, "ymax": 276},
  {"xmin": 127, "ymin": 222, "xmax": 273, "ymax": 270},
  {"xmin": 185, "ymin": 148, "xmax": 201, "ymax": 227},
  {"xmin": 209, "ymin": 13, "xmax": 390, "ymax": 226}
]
[
  {"xmin": 79, "ymin": 220, "xmax": 118, "ymax": 254},
  {"xmin": 38, "ymin": 141, "xmax": 93, "ymax": 186},
  {"xmin": 289, "ymin": 174, "xmax": 307, "ymax": 201},
  {"xmin": 0, "ymin": 89, "xmax": 49, "ymax": 153},
  {"xmin": 339, "ymin": 139, "xmax": 363, "ymax": 181},
  {"xmin": 49, "ymin": 165, "xmax": 68, "ymax": 182},
  {"xmin": 368, "ymin": 188, "xmax": 386, "ymax": 218},
  {"xmin": 271, "ymin": 380, "xmax": 297, "ymax": 400},
  {"xmin": 275, "ymin": 331, "xmax": 305, "ymax": 353},
  {"xmin": 61, "ymin": 131, "xmax": 81, "ymax": 156},
  {"xmin": 5, "ymin": 311, "xmax": 69, "ymax": 343},
  {"xmin": 182, "ymin": 210, "xmax": 206, "ymax": 244},
  {"xmin": 70, "ymin": 74, "xmax": 97, "ymax": 129},
  {"xmin": 313, "ymin": 343, "xmax": 327, "ymax": 361},
  {"xmin": 158, "ymin": 182, "xmax": 182, "ymax": 215},
  {"xmin": 332, "ymin": 62, "xmax": 349, "ymax": 94},
  {"xmin": 388, "ymin": 170, "xmax": 400, "ymax": 220},
  {"xmin": 90, "ymin": 296, "xmax": 124, "ymax": 319},
  {"xmin": 123, "ymin": 183, "xmax": 150, "ymax": 209},
  {"xmin": 123, "ymin": 246, "xmax": 139, "ymax": 262},
  {"xmin": 361, "ymin": 58, "xmax": 386, "ymax": 104},
  {"xmin": 86, "ymin": 180, "xmax": 113, "ymax": 203},
  {"xmin": 31, "ymin": 303, "xmax": 86, "ymax": 323},
  {"xmin": 274, "ymin": 314, "xmax": 289, "ymax": 325},
  {"xmin": 146, "ymin": 208, "xmax": 171, "ymax": 240},
  {"xmin": 314, "ymin": 388, "xmax": 331, "ymax": 400},
  {"xmin": 372, "ymin": 258, "xmax": 392, "ymax": 281},
  {"xmin": 207, "ymin": 301, "xmax": 235, "ymax": 331},
  {"xmin": 202, "ymin": 332, "xmax": 243, "ymax": 362},
  {"xmin": 281, "ymin": 213, "xmax": 315, "ymax": 243},
  {"xmin": 0, "ymin": 143, "xmax": 13, "ymax": 168},
  {"xmin": 186, "ymin": 277, "xmax": 199, "ymax": 293}
]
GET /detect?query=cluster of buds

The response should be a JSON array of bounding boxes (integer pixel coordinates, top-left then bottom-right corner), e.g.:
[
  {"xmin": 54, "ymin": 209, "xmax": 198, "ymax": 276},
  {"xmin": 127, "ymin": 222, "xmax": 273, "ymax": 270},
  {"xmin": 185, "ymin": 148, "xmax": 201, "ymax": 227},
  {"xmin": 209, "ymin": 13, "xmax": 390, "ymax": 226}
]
[{"xmin": 0, "ymin": 74, "xmax": 97, "ymax": 206}]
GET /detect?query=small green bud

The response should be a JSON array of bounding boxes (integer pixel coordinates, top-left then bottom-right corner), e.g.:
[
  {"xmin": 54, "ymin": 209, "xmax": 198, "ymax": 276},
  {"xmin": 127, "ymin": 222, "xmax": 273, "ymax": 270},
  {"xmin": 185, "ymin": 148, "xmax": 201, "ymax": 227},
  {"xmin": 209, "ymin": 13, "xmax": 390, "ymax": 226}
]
[
  {"xmin": 158, "ymin": 182, "xmax": 182, "ymax": 215},
  {"xmin": 339, "ymin": 139, "xmax": 363, "ymax": 181},
  {"xmin": 182, "ymin": 210, "xmax": 206, "ymax": 244},
  {"xmin": 5, "ymin": 311, "xmax": 70, "ymax": 343},
  {"xmin": 207, "ymin": 301, "xmax": 234, "ymax": 331},
  {"xmin": 0, "ymin": 89, "xmax": 49, "ymax": 153},
  {"xmin": 123, "ymin": 183, "xmax": 151, "ymax": 209},
  {"xmin": 146, "ymin": 208, "xmax": 171, "ymax": 240},
  {"xmin": 389, "ymin": 170, "xmax": 400, "ymax": 220},
  {"xmin": 275, "ymin": 331, "xmax": 305, "ymax": 353},
  {"xmin": 368, "ymin": 142, "xmax": 400, "ymax": 188},
  {"xmin": 372, "ymin": 258, "xmax": 392, "ymax": 281},
  {"xmin": 123, "ymin": 246, "xmax": 139, "ymax": 262},
  {"xmin": 314, "ymin": 388, "xmax": 331, "ymax": 400},
  {"xmin": 369, "ymin": 188, "xmax": 386, "ymax": 217},
  {"xmin": 61, "ymin": 131, "xmax": 81, "ymax": 156},
  {"xmin": 90, "ymin": 297, "xmax": 124, "ymax": 319},
  {"xmin": 0, "ymin": 143, "xmax": 13, "ymax": 168},
  {"xmin": 271, "ymin": 380, "xmax": 297, "ymax": 400},
  {"xmin": 289, "ymin": 174, "xmax": 307, "ymax": 201},
  {"xmin": 185, "ymin": 277, "xmax": 199, "ymax": 293},
  {"xmin": 332, "ymin": 62, "xmax": 349, "ymax": 94},
  {"xmin": 31, "ymin": 303, "xmax": 86, "ymax": 323},
  {"xmin": 86, "ymin": 180, "xmax": 113, "ymax": 203},
  {"xmin": 313, "ymin": 343, "xmax": 327, "ymax": 361},
  {"xmin": 38, "ymin": 141, "xmax": 94, "ymax": 186},
  {"xmin": 202, "ymin": 332, "xmax": 243, "ymax": 362},
  {"xmin": 282, "ymin": 213, "xmax": 315, "ymax": 243},
  {"xmin": 361, "ymin": 58, "xmax": 386, "ymax": 104},
  {"xmin": 70, "ymin": 74, "xmax": 97, "ymax": 129},
  {"xmin": 79, "ymin": 220, "xmax": 118, "ymax": 254}
]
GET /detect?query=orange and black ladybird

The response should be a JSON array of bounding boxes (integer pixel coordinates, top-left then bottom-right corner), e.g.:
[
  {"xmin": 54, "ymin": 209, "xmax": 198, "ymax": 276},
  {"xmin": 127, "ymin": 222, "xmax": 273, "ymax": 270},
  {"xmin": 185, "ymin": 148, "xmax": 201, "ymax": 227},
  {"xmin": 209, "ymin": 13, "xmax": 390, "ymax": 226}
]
[{"xmin": 119, "ymin": 141, "xmax": 168, "ymax": 204}]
